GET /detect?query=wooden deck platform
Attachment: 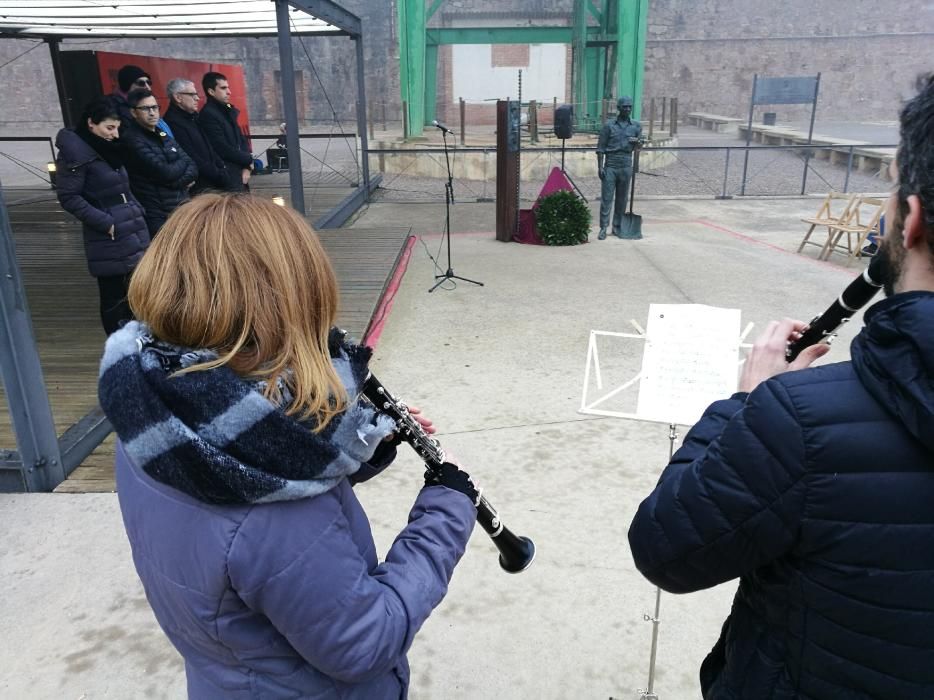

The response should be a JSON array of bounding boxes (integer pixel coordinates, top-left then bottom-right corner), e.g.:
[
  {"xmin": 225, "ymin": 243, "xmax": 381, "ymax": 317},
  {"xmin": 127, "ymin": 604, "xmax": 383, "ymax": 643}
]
[{"xmin": 0, "ymin": 187, "xmax": 411, "ymax": 493}]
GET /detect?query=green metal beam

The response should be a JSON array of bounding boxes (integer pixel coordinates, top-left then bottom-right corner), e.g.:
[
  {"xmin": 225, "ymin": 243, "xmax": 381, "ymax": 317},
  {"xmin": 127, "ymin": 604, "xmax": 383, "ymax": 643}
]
[
  {"xmin": 427, "ymin": 0, "xmax": 444, "ymax": 20},
  {"xmin": 398, "ymin": 0, "xmax": 426, "ymax": 137},
  {"xmin": 424, "ymin": 43, "xmax": 438, "ymax": 125},
  {"xmin": 618, "ymin": 0, "xmax": 648, "ymax": 119},
  {"xmin": 572, "ymin": 0, "xmax": 588, "ymax": 119},
  {"xmin": 400, "ymin": 0, "xmax": 649, "ymax": 135},
  {"xmin": 588, "ymin": 0, "xmax": 603, "ymax": 21},
  {"xmin": 584, "ymin": 46, "xmax": 602, "ymax": 123},
  {"xmin": 426, "ymin": 26, "xmax": 606, "ymax": 46}
]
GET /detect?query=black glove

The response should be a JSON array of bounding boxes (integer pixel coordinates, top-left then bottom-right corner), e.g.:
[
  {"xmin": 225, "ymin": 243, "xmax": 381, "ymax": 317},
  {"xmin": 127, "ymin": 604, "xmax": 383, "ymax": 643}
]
[
  {"xmin": 424, "ymin": 462, "xmax": 479, "ymax": 505},
  {"xmin": 367, "ymin": 435, "xmax": 400, "ymax": 470}
]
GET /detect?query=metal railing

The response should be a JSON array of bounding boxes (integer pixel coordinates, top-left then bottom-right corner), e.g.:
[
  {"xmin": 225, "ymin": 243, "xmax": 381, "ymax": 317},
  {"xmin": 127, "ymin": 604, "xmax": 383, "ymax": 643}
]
[
  {"xmin": 364, "ymin": 142, "xmax": 896, "ymax": 203},
  {"xmin": 0, "ymin": 136, "xmax": 57, "ymax": 187}
]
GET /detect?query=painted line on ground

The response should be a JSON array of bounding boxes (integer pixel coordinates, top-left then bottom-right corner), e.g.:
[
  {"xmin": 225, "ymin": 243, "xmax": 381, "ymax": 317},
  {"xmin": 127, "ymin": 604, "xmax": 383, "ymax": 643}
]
[{"xmin": 363, "ymin": 236, "xmax": 417, "ymax": 349}]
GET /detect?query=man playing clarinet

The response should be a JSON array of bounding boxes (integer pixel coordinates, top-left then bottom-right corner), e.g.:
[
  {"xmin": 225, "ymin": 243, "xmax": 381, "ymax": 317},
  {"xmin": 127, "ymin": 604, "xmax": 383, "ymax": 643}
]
[{"xmin": 629, "ymin": 74, "xmax": 934, "ymax": 700}]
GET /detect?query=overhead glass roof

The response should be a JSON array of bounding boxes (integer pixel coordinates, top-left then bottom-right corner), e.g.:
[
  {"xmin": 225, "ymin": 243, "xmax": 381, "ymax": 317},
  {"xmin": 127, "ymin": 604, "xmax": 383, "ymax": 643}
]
[{"xmin": 0, "ymin": 1, "xmax": 349, "ymax": 38}]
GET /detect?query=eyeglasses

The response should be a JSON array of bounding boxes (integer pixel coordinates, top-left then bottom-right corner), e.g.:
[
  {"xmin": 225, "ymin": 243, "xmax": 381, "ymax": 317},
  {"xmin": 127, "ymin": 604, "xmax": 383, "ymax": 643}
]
[
  {"xmin": 134, "ymin": 78, "xmax": 152, "ymax": 86},
  {"xmin": 134, "ymin": 104, "xmax": 159, "ymax": 113},
  {"xmin": 178, "ymin": 92, "xmax": 199, "ymax": 98}
]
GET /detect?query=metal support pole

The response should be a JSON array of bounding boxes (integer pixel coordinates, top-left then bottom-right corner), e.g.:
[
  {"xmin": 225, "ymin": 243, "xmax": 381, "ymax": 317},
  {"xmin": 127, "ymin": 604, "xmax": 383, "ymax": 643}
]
[
  {"xmin": 354, "ymin": 35, "xmax": 371, "ymax": 190},
  {"xmin": 671, "ymin": 98, "xmax": 678, "ymax": 136},
  {"xmin": 47, "ymin": 38, "xmax": 73, "ymax": 129},
  {"xmin": 648, "ymin": 98, "xmax": 655, "ymax": 140},
  {"xmin": 740, "ymin": 74, "xmax": 758, "ymax": 196},
  {"xmin": 460, "ymin": 97, "xmax": 466, "ymax": 144},
  {"xmin": 637, "ymin": 423, "xmax": 678, "ymax": 700},
  {"xmin": 717, "ymin": 148, "xmax": 732, "ymax": 200},
  {"xmin": 660, "ymin": 97, "xmax": 667, "ymax": 133},
  {"xmin": 844, "ymin": 145, "xmax": 855, "ymax": 194},
  {"xmin": 800, "ymin": 72, "xmax": 822, "ymax": 196},
  {"xmin": 275, "ymin": 0, "xmax": 306, "ymax": 216},
  {"xmin": 0, "ymin": 184, "xmax": 64, "ymax": 492}
]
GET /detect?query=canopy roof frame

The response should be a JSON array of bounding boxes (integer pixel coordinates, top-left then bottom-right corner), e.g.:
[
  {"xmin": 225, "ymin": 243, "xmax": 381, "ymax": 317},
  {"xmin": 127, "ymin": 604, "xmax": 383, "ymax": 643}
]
[{"xmin": 0, "ymin": 0, "xmax": 376, "ymax": 493}]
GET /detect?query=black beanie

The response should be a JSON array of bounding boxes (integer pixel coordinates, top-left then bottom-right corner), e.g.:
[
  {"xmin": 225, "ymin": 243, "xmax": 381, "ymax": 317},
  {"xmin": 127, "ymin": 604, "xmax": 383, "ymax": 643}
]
[{"xmin": 118, "ymin": 65, "xmax": 149, "ymax": 93}]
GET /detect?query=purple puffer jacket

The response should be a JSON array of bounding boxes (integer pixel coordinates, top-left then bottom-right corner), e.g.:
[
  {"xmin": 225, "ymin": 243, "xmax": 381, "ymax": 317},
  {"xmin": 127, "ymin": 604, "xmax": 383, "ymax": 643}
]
[{"xmin": 116, "ymin": 442, "xmax": 476, "ymax": 699}]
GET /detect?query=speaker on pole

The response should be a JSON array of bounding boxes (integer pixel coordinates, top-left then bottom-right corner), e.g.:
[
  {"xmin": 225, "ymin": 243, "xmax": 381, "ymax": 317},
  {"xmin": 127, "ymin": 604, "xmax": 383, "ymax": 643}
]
[{"xmin": 554, "ymin": 104, "xmax": 574, "ymax": 139}]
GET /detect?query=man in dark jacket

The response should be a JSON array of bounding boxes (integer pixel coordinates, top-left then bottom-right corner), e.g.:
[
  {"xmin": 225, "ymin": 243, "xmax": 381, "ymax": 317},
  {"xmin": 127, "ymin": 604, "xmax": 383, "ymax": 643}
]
[
  {"xmin": 199, "ymin": 71, "xmax": 253, "ymax": 191},
  {"xmin": 162, "ymin": 78, "xmax": 233, "ymax": 193},
  {"xmin": 109, "ymin": 65, "xmax": 151, "ymax": 126},
  {"xmin": 110, "ymin": 65, "xmax": 174, "ymax": 138},
  {"xmin": 629, "ymin": 74, "xmax": 934, "ymax": 700},
  {"xmin": 122, "ymin": 89, "xmax": 197, "ymax": 237}
]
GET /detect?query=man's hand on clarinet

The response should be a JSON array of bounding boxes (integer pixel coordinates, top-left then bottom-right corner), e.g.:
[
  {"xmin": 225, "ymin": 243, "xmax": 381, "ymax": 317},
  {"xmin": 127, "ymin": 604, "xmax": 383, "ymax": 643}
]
[{"xmin": 739, "ymin": 318, "xmax": 831, "ymax": 393}]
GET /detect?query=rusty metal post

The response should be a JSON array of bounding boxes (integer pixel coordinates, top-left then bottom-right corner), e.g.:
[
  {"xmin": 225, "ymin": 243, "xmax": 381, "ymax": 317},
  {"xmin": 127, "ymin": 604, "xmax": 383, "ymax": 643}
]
[
  {"xmin": 459, "ymin": 97, "xmax": 466, "ymax": 144},
  {"xmin": 648, "ymin": 98, "xmax": 656, "ymax": 140}
]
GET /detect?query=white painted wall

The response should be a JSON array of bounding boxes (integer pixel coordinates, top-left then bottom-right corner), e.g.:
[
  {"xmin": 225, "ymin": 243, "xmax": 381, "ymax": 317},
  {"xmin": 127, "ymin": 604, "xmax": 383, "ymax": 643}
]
[{"xmin": 451, "ymin": 44, "xmax": 567, "ymax": 104}]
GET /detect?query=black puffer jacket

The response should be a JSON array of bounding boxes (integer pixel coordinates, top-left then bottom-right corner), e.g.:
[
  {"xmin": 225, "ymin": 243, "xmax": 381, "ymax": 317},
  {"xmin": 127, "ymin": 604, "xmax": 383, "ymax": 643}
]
[
  {"xmin": 163, "ymin": 104, "xmax": 234, "ymax": 193},
  {"xmin": 122, "ymin": 121, "xmax": 197, "ymax": 222},
  {"xmin": 54, "ymin": 128, "xmax": 149, "ymax": 277},
  {"xmin": 629, "ymin": 292, "xmax": 934, "ymax": 698},
  {"xmin": 199, "ymin": 97, "xmax": 252, "ymax": 187}
]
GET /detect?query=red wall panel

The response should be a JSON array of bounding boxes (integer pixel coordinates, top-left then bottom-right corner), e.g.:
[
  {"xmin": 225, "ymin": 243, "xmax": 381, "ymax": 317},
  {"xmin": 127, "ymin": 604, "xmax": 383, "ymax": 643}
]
[{"xmin": 96, "ymin": 51, "xmax": 251, "ymax": 137}]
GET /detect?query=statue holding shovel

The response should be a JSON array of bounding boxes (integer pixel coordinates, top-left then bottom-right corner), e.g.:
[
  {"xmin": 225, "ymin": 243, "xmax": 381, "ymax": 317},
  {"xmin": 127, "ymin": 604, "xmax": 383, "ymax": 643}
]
[{"xmin": 596, "ymin": 96, "xmax": 643, "ymax": 240}]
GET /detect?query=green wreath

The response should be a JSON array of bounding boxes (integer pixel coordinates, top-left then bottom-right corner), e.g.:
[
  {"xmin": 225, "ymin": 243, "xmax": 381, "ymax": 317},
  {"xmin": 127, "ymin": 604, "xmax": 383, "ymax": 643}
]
[{"xmin": 535, "ymin": 189, "xmax": 591, "ymax": 246}]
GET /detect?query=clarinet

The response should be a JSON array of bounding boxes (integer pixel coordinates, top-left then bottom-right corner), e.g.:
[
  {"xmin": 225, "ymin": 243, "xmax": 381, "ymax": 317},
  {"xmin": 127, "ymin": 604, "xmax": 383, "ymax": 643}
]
[
  {"xmin": 362, "ymin": 373, "xmax": 536, "ymax": 574},
  {"xmin": 786, "ymin": 255, "xmax": 884, "ymax": 362}
]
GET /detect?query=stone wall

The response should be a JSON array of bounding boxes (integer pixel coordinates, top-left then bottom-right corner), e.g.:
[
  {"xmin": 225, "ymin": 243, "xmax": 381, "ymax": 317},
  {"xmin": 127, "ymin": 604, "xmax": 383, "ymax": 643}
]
[
  {"xmin": 644, "ymin": 0, "xmax": 934, "ymax": 124},
  {"xmin": 0, "ymin": 0, "xmax": 931, "ymax": 134}
]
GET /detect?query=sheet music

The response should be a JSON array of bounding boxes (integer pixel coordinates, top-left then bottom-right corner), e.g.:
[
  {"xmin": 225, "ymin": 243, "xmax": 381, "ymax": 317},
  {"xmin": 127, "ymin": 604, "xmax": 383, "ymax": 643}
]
[{"xmin": 635, "ymin": 304, "xmax": 741, "ymax": 426}]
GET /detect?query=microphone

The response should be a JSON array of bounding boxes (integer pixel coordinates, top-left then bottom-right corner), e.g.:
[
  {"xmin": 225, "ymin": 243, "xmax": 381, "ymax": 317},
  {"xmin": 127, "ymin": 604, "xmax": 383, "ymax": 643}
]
[{"xmin": 432, "ymin": 120, "xmax": 454, "ymax": 135}]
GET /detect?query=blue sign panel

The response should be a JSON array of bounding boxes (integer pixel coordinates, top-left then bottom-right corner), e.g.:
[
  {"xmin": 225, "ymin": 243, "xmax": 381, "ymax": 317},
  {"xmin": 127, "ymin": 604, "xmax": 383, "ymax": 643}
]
[{"xmin": 754, "ymin": 76, "xmax": 819, "ymax": 105}]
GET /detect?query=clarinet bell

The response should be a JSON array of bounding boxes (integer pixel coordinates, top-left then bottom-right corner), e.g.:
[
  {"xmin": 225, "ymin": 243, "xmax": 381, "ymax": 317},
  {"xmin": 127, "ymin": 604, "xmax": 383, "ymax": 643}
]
[{"xmin": 495, "ymin": 531, "xmax": 536, "ymax": 574}]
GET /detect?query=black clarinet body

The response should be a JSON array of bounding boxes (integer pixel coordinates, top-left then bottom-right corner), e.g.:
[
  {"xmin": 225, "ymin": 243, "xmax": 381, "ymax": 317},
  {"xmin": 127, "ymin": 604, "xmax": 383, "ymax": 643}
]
[
  {"xmin": 361, "ymin": 373, "xmax": 536, "ymax": 574},
  {"xmin": 786, "ymin": 255, "xmax": 884, "ymax": 362}
]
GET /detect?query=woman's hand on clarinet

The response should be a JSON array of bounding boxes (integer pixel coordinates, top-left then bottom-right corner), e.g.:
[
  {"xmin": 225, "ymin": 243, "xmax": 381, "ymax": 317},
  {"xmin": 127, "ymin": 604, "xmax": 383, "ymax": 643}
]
[
  {"xmin": 739, "ymin": 318, "xmax": 831, "ymax": 393},
  {"xmin": 424, "ymin": 462, "xmax": 480, "ymax": 505}
]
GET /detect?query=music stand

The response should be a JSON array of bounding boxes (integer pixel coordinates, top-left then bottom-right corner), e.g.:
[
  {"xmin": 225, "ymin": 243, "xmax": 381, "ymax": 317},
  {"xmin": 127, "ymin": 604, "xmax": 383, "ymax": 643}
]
[{"xmin": 429, "ymin": 129, "xmax": 484, "ymax": 293}]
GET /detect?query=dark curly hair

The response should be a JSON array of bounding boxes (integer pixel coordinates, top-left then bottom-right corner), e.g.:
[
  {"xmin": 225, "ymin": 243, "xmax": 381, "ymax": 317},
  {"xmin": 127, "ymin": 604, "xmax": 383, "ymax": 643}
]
[
  {"xmin": 895, "ymin": 74, "xmax": 934, "ymax": 251},
  {"xmin": 80, "ymin": 96, "xmax": 121, "ymax": 125}
]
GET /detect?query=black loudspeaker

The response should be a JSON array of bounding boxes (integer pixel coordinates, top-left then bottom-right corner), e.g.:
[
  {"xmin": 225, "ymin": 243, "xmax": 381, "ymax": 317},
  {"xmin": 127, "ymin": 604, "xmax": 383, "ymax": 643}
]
[{"xmin": 554, "ymin": 104, "xmax": 574, "ymax": 139}]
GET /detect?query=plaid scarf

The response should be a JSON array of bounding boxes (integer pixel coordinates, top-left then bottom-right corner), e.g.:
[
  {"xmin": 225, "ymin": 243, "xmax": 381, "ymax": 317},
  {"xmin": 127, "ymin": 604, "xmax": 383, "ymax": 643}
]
[{"xmin": 98, "ymin": 322, "xmax": 395, "ymax": 505}]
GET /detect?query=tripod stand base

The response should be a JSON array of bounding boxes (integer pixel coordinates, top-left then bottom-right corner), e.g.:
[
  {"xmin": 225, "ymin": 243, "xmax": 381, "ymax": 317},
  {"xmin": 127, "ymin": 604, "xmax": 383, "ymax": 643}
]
[{"xmin": 429, "ymin": 269, "xmax": 484, "ymax": 293}]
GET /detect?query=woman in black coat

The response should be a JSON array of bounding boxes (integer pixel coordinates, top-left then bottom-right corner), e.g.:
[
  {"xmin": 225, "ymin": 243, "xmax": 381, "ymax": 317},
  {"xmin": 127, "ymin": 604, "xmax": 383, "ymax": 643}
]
[{"xmin": 55, "ymin": 97, "xmax": 150, "ymax": 335}]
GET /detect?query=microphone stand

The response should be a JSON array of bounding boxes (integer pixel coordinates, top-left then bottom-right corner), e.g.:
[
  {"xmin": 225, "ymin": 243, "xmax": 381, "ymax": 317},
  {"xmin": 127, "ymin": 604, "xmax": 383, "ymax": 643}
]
[{"xmin": 429, "ymin": 128, "xmax": 484, "ymax": 293}]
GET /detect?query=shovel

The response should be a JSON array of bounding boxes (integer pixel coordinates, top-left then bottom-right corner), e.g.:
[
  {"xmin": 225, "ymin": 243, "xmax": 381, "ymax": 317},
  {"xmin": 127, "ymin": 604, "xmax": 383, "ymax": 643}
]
[{"xmin": 618, "ymin": 150, "xmax": 643, "ymax": 240}]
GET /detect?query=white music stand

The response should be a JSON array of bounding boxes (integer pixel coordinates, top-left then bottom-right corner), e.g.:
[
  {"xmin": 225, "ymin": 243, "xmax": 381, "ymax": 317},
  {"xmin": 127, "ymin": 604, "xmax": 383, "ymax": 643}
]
[{"xmin": 581, "ymin": 304, "xmax": 753, "ymax": 700}]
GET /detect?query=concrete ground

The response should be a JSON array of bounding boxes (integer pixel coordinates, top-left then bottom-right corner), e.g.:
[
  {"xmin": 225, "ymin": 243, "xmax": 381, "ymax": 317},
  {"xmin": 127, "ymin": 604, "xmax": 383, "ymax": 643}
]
[{"xmin": 0, "ymin": 194, "xmax": 875, "ymax": 699}]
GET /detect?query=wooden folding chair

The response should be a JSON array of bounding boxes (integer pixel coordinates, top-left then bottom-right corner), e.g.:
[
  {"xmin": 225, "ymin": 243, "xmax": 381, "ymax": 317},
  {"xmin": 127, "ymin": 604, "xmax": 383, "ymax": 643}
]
[
  {"xmin": 797, "ymin": 192, "xmax": 858, "ymax": 257},
  {"xmin": 821, "ymin": 196, "xmax": 885, "ymax": 260}
]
